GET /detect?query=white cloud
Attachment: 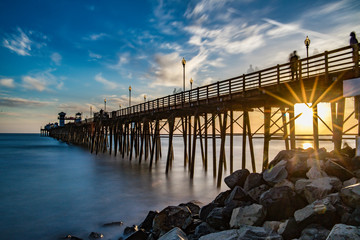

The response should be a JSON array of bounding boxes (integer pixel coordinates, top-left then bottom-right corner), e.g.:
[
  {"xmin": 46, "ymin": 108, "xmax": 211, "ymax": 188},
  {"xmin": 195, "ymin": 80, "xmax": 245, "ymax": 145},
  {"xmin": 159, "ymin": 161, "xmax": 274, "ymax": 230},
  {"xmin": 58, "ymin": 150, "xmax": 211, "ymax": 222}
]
[
  {"xmin": 0, "ymin": 78, "xmax": 15, "ymax": 88},
  {"xmin": 50, "ymin": 52, "xmax": 62, "ymax": 65},
  {"xmin": 21, "ymin": 69, "xmax": 61, "ymax": 92},
  {"xmin": 89, "ymin": 51, "xmax": 102, "ymax": 59},
  {"xmin": 94, "ymin": 73, "xmax": 118, "ymax": 89},
  {"xmin": 107, "ymin": 53, "xmax": 130, "ymax": 70},
  {"xmin": 0, "ymin": 96, "xmax": 51, "ymax": 107},
  {"xmin": 2, "ymin": 27, "xmax": 32, "ymax": 56},
  {"xmin": 22, "ymin": 76, "xmax": 47, "ymax": 91},
  {"xmin": 84, "ymin": 33, "xmax": 108, "ymax": 41}
]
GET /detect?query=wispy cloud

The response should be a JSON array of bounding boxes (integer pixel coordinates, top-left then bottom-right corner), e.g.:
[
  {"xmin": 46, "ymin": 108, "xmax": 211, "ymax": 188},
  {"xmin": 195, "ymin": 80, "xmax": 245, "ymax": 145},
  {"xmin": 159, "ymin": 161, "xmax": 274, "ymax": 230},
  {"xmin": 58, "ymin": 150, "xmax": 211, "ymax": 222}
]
[
  {"xmin": 89, "ymin": 51, "xmax": 102, "ymax": 60},
  {"xmin": 94, "ymin": 73, "xmax": 119, "ymax": 89},
  {"xmin": 50, "ymin": 52, "xmax": 62, "ymax": 65},
  {"xmin": 0, "ymin": 96, "xmax": 51, "ymax": 107},
  {"xmin": 22, "ymin": 69, "xmax": 62, "ymax": 92},
  {"xmin": 108, "ymin": 53, "xmax": 130, "ymax": 70},
  {"xmin": 0, "ymin": 78, "xmax": 15, "ymax": 88},
  {"xmin": 2, "ymin": 27, "xmax": 32, "ymax": 56},
  {"xmin": 84, "ymin": 33, "xmax": 108, "ymax": 41}
]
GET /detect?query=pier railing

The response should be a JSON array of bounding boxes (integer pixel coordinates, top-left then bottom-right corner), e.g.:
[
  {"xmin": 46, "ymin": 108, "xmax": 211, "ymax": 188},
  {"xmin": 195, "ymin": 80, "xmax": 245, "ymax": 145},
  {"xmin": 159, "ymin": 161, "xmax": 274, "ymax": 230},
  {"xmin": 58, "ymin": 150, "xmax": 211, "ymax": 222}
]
[{"xmin": 89, "ymin": 44, "xmax": 358, "ymax": 121}]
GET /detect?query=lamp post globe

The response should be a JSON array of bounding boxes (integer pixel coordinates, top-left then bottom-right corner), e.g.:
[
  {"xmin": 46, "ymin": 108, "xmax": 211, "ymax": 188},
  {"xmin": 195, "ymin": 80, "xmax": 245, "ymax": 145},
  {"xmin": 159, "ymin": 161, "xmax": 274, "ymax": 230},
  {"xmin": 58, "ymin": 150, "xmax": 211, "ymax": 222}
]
[
  {"xmin": 190, "ymin": 78, "xmax": 193, "ymax": 90},
  {"xmin": 304, "ymin": 36, "xmax": 311, "ymax": 78},
  {"xmin": 129, "ymin": 86, "xmax": 132, "ymax": 107}
]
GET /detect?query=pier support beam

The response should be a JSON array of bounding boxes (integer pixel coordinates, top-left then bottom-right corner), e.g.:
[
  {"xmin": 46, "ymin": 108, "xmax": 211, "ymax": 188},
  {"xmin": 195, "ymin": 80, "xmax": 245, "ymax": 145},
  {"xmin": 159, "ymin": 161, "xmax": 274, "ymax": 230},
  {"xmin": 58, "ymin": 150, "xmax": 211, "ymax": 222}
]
[
  {"xmin": 313, "ymin": 104, "xmax": 319, "ymax": 150},
  {"xmin": 263, "ymin": 106, "xmax": 271, "ymax": 170}
]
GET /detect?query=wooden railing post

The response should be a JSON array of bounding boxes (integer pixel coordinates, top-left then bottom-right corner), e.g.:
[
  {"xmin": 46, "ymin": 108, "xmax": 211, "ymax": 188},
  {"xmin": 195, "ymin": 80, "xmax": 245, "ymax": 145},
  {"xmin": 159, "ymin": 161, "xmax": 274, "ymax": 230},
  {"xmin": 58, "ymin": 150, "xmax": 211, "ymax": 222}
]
[
  {"xmin": 206, "ymin": 86, "xmax": 209, "ymax": 102},
  {"xmin": 258, "ymin": 72, "xmax": 261, "ymax": 87},
  {"xmin": 229, "ymin": 79, "xmax": 232, "ymax": 99},
  {"xmin": 324, "ymin": 51, "xmax": 329, "ymax": 83},
  {"xmin": 243, "ymin": 74, "xmax": 245, "ymax": 93},
  {"xmin": 353, "ymin": 44, "xmax": 359, "ymax": 77},
  {"xmin": 197, "ymin": 87, "xmax": 200, "ymax": 105},
  {"xmin": 277, "ymin": 64, "xmax": 280, "ymax": 84},
  {"xmin": 217, "ymin": 81, "xmax": 220, "ymax": 98}
]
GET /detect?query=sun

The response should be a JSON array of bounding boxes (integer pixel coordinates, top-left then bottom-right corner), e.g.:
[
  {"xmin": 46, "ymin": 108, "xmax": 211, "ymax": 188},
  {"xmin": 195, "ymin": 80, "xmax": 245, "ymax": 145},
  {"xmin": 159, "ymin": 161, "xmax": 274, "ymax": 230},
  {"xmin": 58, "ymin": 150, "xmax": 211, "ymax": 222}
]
[{"xmin": 295, "ymin": 103, "xmax": 313, "ymax": 133}]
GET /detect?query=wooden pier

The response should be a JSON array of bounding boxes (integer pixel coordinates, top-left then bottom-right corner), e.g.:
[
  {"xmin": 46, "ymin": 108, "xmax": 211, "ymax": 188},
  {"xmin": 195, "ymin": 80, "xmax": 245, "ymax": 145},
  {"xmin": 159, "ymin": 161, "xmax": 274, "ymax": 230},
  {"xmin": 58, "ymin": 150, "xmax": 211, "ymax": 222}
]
[{"xmin": 47, "ymin": 44, "xmax": 360, "ymax": 186}]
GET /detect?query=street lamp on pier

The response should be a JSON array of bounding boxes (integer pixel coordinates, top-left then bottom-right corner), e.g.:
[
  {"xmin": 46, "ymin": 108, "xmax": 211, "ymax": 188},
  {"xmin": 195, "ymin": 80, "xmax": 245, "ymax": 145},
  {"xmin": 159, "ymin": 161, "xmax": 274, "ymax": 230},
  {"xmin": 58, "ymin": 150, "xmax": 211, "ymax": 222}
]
[
  {"xmin": 129, "ymin": 86, "xmax": 132, "ymax": 107},
  {"xmin": 190, "ymin": 78, "xmax": 193, "ymax": 90},
  {"xmin": 304, "ymin": 36, "xmax": 311, "ymax": 78},
  {"xmin": 182, "ymin": 57, "xmax": 186, "ymax": 91},
  {"xmin": 104, "ymin": 98, "xmax": 107, "ymax": 111},
  {"xmin": 144, "ymin": 95, "xmax": 146, "ymax": 102}
]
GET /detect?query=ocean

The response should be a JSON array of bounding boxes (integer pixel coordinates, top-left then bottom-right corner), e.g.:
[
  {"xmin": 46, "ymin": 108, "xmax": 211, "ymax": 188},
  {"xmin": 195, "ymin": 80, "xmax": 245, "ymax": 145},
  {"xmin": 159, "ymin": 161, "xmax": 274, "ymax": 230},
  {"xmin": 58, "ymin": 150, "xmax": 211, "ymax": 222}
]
[{"xmin": 0, "ymin": 133, "xmax": 344, "ymax": 239}]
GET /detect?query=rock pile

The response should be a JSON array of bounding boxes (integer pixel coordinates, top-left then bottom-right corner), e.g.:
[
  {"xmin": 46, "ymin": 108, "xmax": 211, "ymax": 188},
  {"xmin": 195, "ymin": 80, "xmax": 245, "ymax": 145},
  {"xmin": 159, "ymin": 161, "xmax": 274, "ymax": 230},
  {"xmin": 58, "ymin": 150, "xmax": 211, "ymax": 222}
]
[{"xmin": 121, "ymin": 147, "xmax": 360, "ymax": 240}]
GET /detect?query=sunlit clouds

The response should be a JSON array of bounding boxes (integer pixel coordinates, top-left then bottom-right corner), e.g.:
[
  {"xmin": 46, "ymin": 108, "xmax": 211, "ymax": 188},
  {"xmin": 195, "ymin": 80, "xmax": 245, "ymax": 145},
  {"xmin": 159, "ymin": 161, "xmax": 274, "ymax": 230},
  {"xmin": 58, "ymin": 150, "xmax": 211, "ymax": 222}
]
[{"xmin": 0, "ymin": 78, "xmax": 15, "ymax": 88}]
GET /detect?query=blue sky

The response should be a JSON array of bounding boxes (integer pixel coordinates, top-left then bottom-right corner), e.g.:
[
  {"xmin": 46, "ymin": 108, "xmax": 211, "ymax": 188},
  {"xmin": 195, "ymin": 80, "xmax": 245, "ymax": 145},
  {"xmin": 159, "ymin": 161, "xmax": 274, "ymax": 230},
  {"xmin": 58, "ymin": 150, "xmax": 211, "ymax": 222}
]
[{"xmin": 0, "ymin": 0, "xmax": 359, "ymax": 133}]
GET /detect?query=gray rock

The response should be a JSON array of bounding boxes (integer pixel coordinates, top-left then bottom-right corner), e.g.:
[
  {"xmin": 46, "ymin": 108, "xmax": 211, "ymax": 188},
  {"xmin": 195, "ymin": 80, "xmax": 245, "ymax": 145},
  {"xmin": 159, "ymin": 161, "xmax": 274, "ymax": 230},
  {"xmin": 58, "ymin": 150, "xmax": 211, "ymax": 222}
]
[
  {"xmin": 269, "ymin": 150, "xmax": 295, "ymax": 168},
  {"xmin": 326, "ymin": 223, "xmax": 360, "ymax": 239},
  {"xmin": 229, "ymin": 204, "xmax": 266, "ymax": 228},
  {"xmin": 139, "ymin": 211, "xmax": 158, "ymax": 232},
  {"xmin": 307, "ymin": 158, "xmax": 325, "ymax": 169},
  {"xmin": 340, "ymin": 183, "xmax": 360, "ymax": 208},
  {"xmin": 213, "ymin": 190, "xmax": 231, "ymax": 206},
  {"xmin": 294, "ymin": 197, "xmax": 337, "ymax": 228},
  {"xmin": 125, "ymin": 229, "xmax": 148, "ymax": 240},
  {"xmin": 243, "ymin": 173, "xmax": 264, "ymax": 191},
  {"xmin": 263, "ymin": 160, "xmax": 288, "ymax": 185},
  {"xmin": 194, "ymin": 222, "xmax": 216, "ymax": 238},
  {"xmin": 303, "ymin": 177, "xmax": 342, "ymax": 204},
  {"xmin": 343, "ymin": 177, "xmax": 359, "ymax": 188},
  {"xmin": 262, "ymin": 221, "xmax": 282, "ymax": 232},
  {"xmin": 206, "ymin": 207, "xmax": 229, "ymax": 230},
  {"xmin": 274, "ymin": 179, "xmax": 295, "ymax": 190},
  {"xmin": 224, "ymin": 169, "xmax": 250, "ymax": 189},
  {"xmin": 88, "ymin": 232, "xmax": 103, "ymax": 239},
  {"xmin": 306, "ymin": 165, "xmax": 327, "ymax": 179},
  {"xmin": 324, "ymin": 159, "xmax": 354, "ymax": 181},
  {"xmin": 286, "ymin": 155, "xmax": 309, "ymax": 178},
  {"xmin": 295, "ymin": 179, "xmax": 312, "ymax": 195},
  {"xmin": 158, "ymin": 227, "xmax": 188, "ymax": 240},
  {"xmin": 247, "ymin": 184, "xmax": 270, "ymax": 202},
  {"xmin": 179, "ymin": 201, "xmax": 201, "ymax": 216},
  {"xmin": 348, "ymin": 207, "xmax": 360, "ymax": 226},
  {"xmin": 278, "ymin": 218, "xmax": 301, "ymax": 240},
  {"xmin": 198, "ymin": 225, "xmax": 282, "ymax": 240},
  {"xmin": 299, "ymin": 224, "xmax": 330, "ymax": 240},
  {"xmin": 224, "ymin": 186, "xmax": 250, "ymax": 206},
  {"xmin": 259, "ymin": 186, "xmax": 305, "ymax": 221},
  {"xmin": 199, "ymin": 203, "xmax": 218, "ymax": 221},
  {"xmin": 153, "ymin": 206, "xmax": 192, "ymax": 237}
]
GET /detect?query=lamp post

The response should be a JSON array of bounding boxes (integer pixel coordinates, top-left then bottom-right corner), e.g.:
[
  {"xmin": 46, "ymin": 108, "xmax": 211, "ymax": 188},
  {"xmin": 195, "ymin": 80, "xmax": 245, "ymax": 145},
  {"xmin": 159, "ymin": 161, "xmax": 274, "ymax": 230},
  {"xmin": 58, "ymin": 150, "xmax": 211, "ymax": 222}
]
[
  {"xmin": 304, "ymin": 36, "xmax": 311, "ymax": 79},
  {"xmin": 90, "ymin": 106, "xmax": 92, "ymax": 117},
  {"xmin": 129, "ymin": 86, "xmax": 132, "ymax": 107},
  {"xmin": 182, "ymin": 57, "xmax": 186, "ymax": 91},
  {"xmin": 144, "ymin": 95, "xmax": 146, "ymax": 102},
  {"xmin": 190, "ymin": 78, "xmax": 193, "ymax": 90},
  {"xmin": 104, "ymin": 98, "xmax": 106, "ymax": 111}
]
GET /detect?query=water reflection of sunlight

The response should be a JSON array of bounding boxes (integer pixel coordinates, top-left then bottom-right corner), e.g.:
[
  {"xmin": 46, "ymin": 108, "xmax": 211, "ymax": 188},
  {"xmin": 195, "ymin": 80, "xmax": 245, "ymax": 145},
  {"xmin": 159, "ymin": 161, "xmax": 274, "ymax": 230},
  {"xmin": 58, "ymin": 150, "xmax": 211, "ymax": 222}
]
[{"xmin": 302, "ymin": 142, "xmax": 313, "ymax": 149}]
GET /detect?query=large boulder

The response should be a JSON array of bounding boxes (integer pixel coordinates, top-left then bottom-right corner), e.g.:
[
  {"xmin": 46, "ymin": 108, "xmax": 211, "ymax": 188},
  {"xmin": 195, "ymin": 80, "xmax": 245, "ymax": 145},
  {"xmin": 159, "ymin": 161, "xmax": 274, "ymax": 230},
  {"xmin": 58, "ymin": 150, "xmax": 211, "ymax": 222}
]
[
  {"xmin": 243, "ymin": 173, "xmax": 265, "ymax": 191},
  {"xmin": 198, "ymin": 225, "xmax": 282, "ymax": 240},
  {"xmin": 306, "ymin": 165, "xmax": 328, "ymax": 179},
  {"xmin": 263, "ymin": 160, "xmax": 288, "ymax": 185},
  {"xmin": 179, "ymin": 201, "xmax": 201, "ymax": 216},
  {"xmin": 199, "ymin": 203, "xmax": 218, "ymax": 221},
  {"xmin": 340, "ymin": 183, "xmax": 360, "ymax": 208},
  {"xmin": 124, "ymin": 229, "xmax": 148, "ymax": 240},
  {"xmin": 158, "ymin": 227, "xmax": 188, "ymax": 240},
  {"xmin": 268, "ymin": 150, "xmax": 295, "ymax": 168},
  {"xmin": 153, "ymin": 206, "xmax": 192, "ymax": 237},
  {"xmin": 206, "ymin": 207, "xmax": 229, "ymax": 230},
  {"xmin": 303, "ymin": 177, "xmax": 342, "ymax": 204},
  {"xmin": 229, "ymin": 204, "xmax": 266, "ymax": 228},
  {"xmin": 324, "ymin": 159, "xmax": 354, "ymax": 181},
  {"xmin": 259, "ymin": 186, "xmax": 306, "ymax": 221},
  {"xmin": 286, "ymin": 155, "xmax": 309, "ymax": 178},
  {"xmin": 298, "ymin": 224, "xmax": 330, "ymax": 240},
  {"xmin": 194, "ymin": 222, "xmax": 217, "ymax": 239},
  {"xmin": 224, "ymin": 186, "xmax": 251, "ymax": 205},
  {"xmin": 326, "ymin": 223, "xmax": 360, "ymax": 240},
  {"xmin": 278, "ymin": 218, "xmax": 301, "ymax": 240},
  {"xmin": 247, "ymin": 184, "xmax": 270, "ymax": 202},
  {"xmin": 274, "ymin": 179, "xmax": 295, "ymax": 190},
  {"xmin": 139, "ymin": 210, "xmax": 158, "ymax": 232},
  {"xmin": 295, "ymin": 178, "xmax": 312, "ymax": 195},
  {"xmin": 294, "ymin": 197, "xmax": 338, "ymax": 228},
  {"xmin": 224, "ymin": 169, "xmax": 250, "ymax": 189},
  {"xmin": 213, "ymin": 190, "xmax": 231, "ymax": 206}
]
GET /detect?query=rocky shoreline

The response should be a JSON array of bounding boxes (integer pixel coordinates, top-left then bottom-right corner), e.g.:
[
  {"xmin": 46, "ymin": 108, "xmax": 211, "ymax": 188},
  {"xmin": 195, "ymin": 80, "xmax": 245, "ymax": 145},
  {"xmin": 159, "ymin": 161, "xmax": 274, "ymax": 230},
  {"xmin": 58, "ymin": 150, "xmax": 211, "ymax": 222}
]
[{"xmin": 68, "ymin": 146, "xmax": 360, "ymax": 240}]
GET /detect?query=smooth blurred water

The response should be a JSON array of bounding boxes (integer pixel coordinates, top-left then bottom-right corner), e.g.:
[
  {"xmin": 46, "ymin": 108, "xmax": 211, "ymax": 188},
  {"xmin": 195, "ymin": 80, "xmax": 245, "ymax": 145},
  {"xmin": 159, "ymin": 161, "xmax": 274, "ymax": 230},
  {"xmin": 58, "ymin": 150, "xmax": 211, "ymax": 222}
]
[{"xmin": 0, "ymin": 133, "xmax": 346, "ymax": 239}]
